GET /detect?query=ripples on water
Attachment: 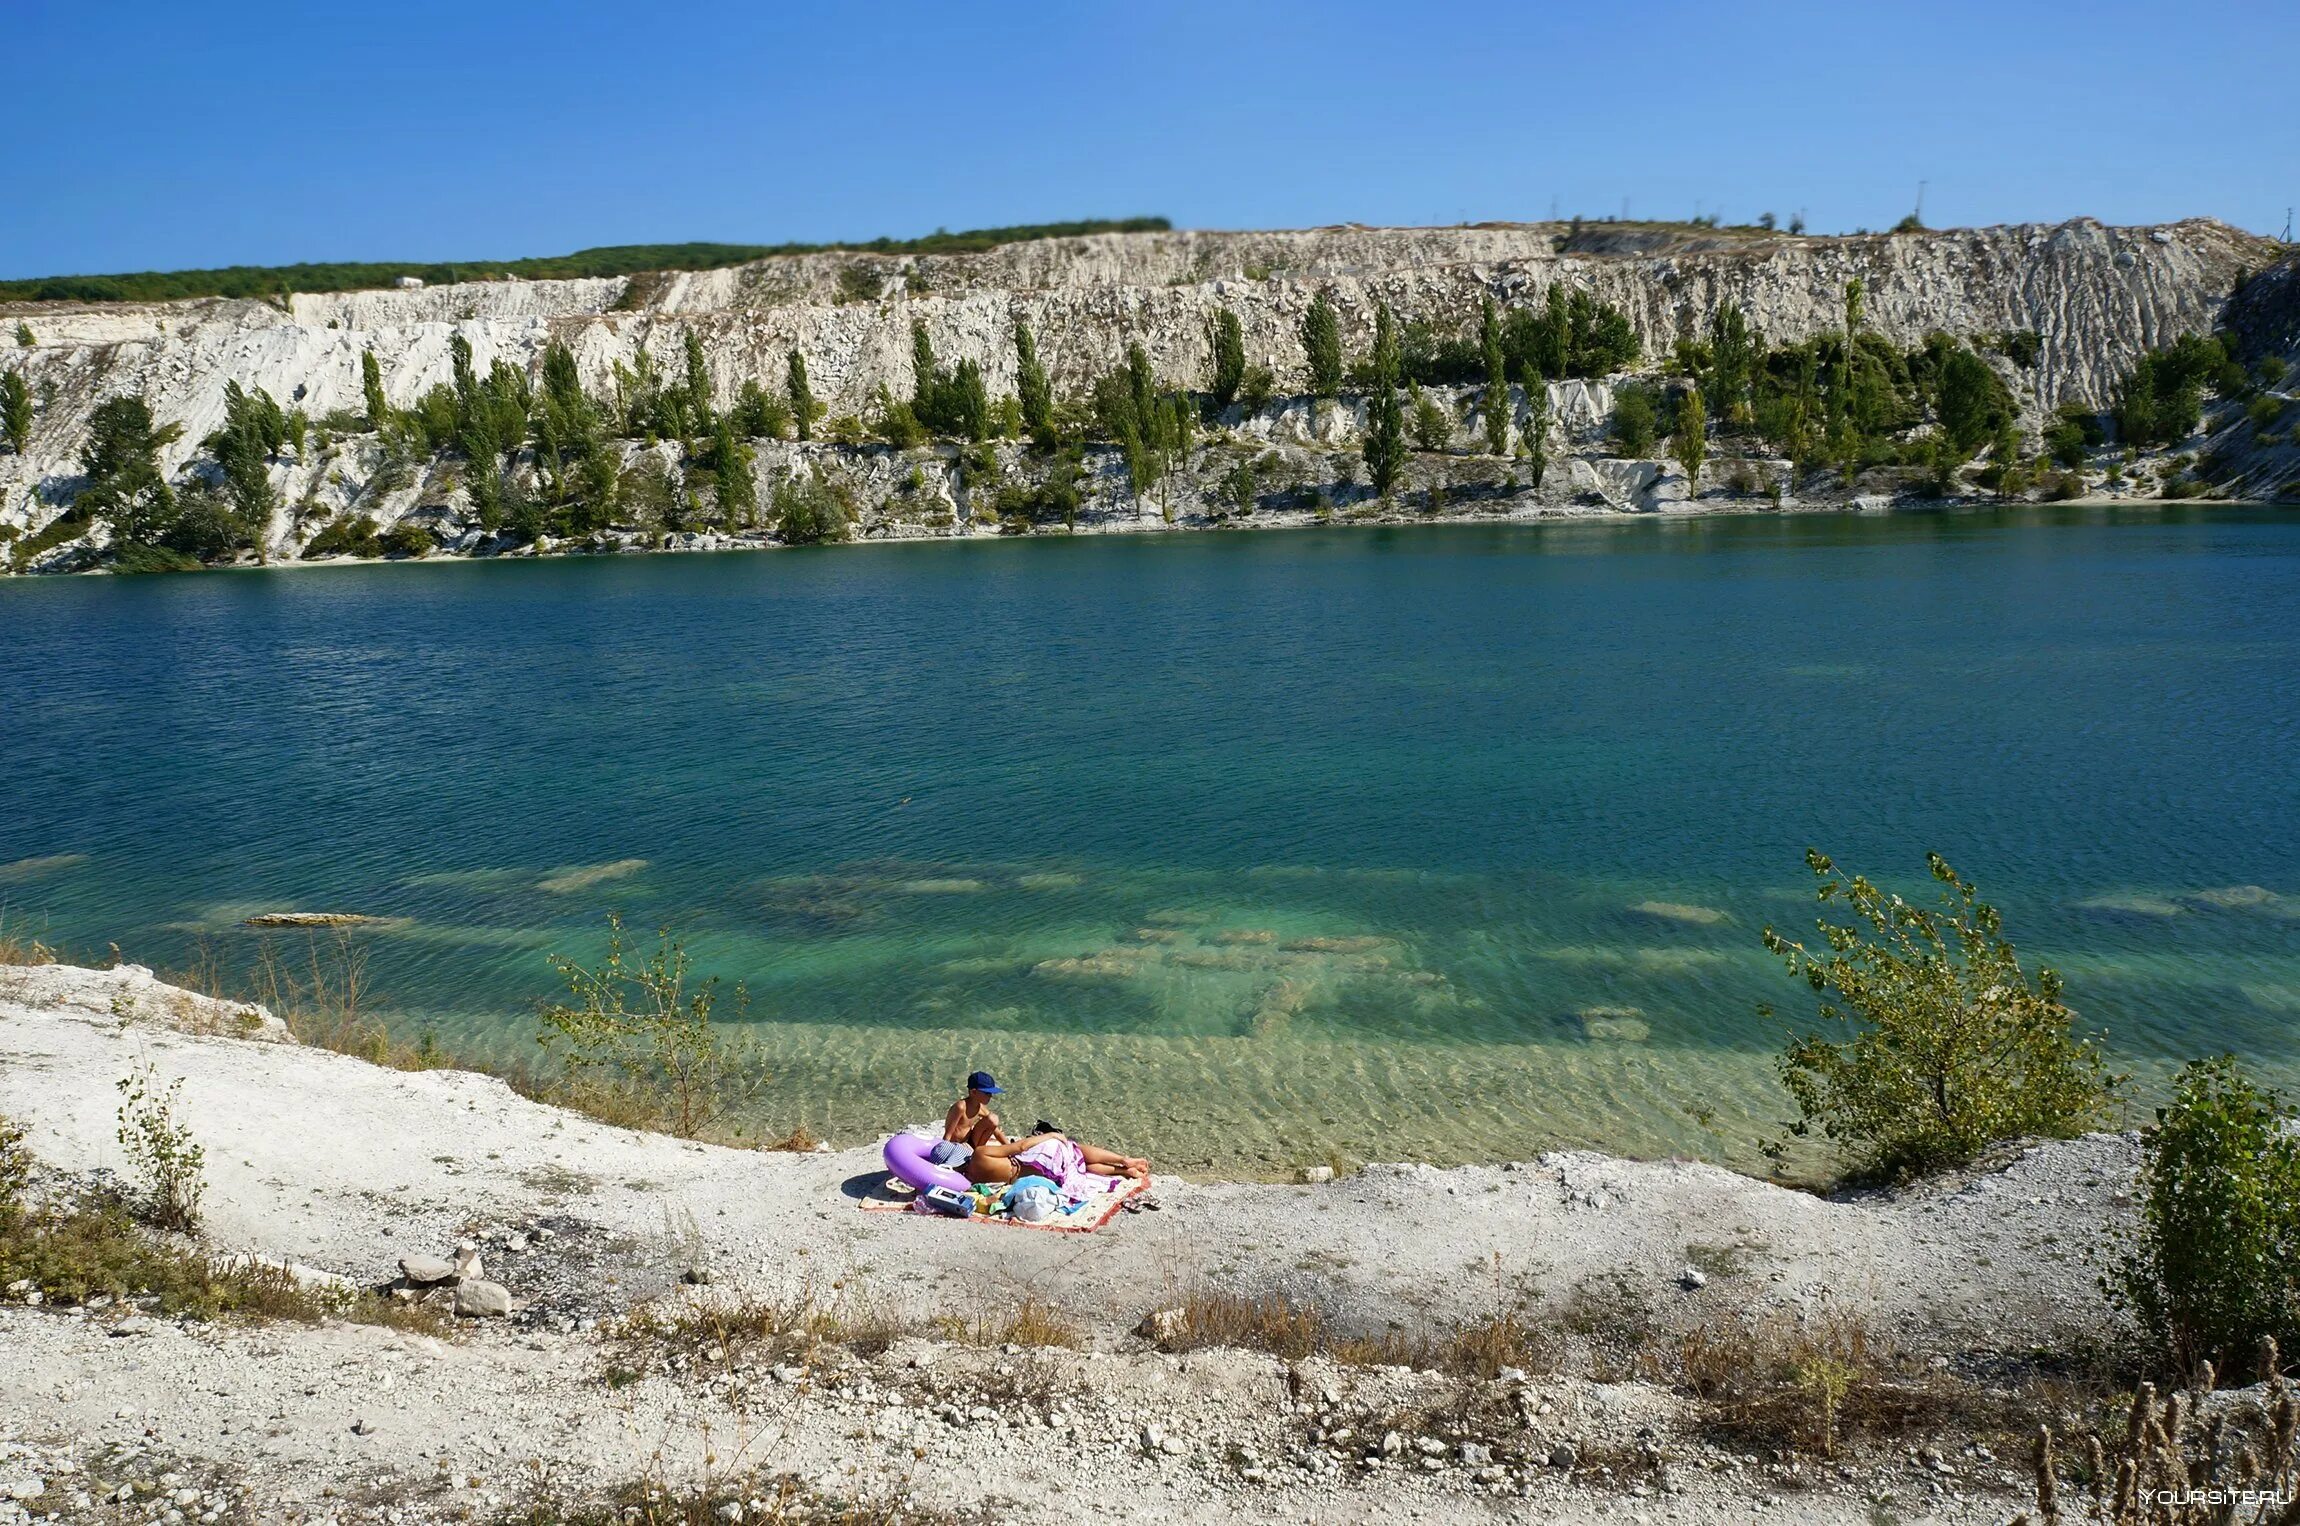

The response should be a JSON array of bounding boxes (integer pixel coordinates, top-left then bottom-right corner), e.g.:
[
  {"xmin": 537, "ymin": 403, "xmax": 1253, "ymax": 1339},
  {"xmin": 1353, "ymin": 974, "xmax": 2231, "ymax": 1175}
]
[{"xmin": 2, "ymin": 507, "xmax": 2296, "ymax": 1173}]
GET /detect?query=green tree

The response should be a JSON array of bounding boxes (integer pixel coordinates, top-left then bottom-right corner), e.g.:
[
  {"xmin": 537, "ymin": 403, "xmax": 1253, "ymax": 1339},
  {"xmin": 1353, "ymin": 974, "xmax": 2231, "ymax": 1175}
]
[
  {"xmin": 682, "ymin": 331, "xmax": 715, "ymax": 431},
  {"xmin": 1936, "ymin": 348, "xmax": 2008, "ymax": 457},
  {"xmin": 0, "ymin": 369, "xmax": 30, "ymax": 454},
  {"xmin": 910, "ymin": 322, "xmax": 938, "ymax": 410},
  {"xmin": 1014, "ymin": 318, "xmax": 1053, "ymax": 441},
  {"xmin": 450, "ymin": 332, "xmax": 478, "ymax": 402},
  {"xmin": 786, "ymin": 351, "xmax": 818, "ymax": 441},
  {"xmin": 1409, "ymin": 383, "xmax": 1451, "ymax": 453},
  {"xmin": 1092, "ymin": 343, "xmax": 1194, "ymax": 506},
  {"xmin": 1363, "ymin": 303, "xmax": 1407, "ymax": 497},
  {"xmin": 1536, "ymin": 285, "xmax": 1571, "ymax": 378},
  {"xmin": 1208, "ymin": 307, "xmax": 1246, "ymax": 410},
  {"xmin": 360, "ymin": 350, "xmax": 389, "ymax": 429},
  {"xmin": 1705, "ymin": 301, "xmax": 1758, "ymax": 425},
  {"xmin": 1672, "ymin": 382, "xmax": 1707, "ymax": 486},
  {"xmin": 1300, "ymin": 293, "xmax": 1344, "ymax": 399},
  {"xmin": 1611, "ymin": 384, "xmax": 1659, "ymax": 456},
  {"xmin": 539, "ymin": 913, "xmax": 755, "ymax": 1140},
  {"xmin": 1524, "ymin": 393, "xmax": 1550, "ymax": 487},
  {"xmin": 709, "ymin": 417, "xmax": 756, "ymax": 528},
  {"xmin": 1479, "ymin": 297, "xmax": 1510, "ymax": 454},
  {"xmin": 202, "ymin": 380, "xmax": 287, "ymax": 550},
  {"xmin": 773, "ymin": 470, "xmax": 850, "ymax": 544},
  {"xmin": 2112, "ymin": 1056, "xmax": 2300, "ymax": 1374},
  {"xmin": 77, "ymin": 395, "xmax": 182, "ymax": 549},
  {"xmin": 1763, "ymin": 850, "xmax": 2121, "ymax": 1183},
  {"xmin": 731, "ymin": 378, "xmax": 792, "ymax": 440},
  {"xmin": 1843, "ymin": 276, "xmax": 1865, "ymax": 338}
]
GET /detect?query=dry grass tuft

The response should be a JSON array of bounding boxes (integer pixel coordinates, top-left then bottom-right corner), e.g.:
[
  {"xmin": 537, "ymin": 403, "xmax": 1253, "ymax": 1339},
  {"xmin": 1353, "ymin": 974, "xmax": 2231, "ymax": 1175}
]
[
  {"xmin": 0, "ymin": 907, "xmax": 58, "ymax": 966},
  {"xmin": 504, "ymin": 1460, "xmax": 962, "ymax": 1526},
  {"xmin": 1677, "ymin": 1309, "xmax": 1982, "ymax": 1457},
  {"xmin": 2017, "ymin": 1343, "xmax": 2300, "ymax": 1525},
  {"xmin": 1147, "ymin": 1288, "xmax": 1552, "ymax": 1376},
  {"xmin": 610, "ymin": 1281, "xmax": 917, "ymax": 1380},
  {"xmin": 952, "ymin": 1295, "xmax": 1083, "ymax": 1351}
]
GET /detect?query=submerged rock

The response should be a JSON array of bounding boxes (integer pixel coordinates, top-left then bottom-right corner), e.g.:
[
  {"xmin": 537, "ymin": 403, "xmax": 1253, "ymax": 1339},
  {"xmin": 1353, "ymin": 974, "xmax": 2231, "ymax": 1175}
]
[{"xmin": 243, "ymin": 912, "xmax": 391, "ymax": 928}]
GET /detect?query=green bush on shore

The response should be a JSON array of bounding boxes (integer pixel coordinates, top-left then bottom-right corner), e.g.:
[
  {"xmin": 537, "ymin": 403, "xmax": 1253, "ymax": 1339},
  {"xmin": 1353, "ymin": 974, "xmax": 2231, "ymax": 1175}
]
[
  {"xmin": 2111, "ymin": 1055, "xmax": 2300, "ymax": 1375},
  {"xmin": 1762, "ymin": 850, "xmax": 2121, "ymax": 1184}
]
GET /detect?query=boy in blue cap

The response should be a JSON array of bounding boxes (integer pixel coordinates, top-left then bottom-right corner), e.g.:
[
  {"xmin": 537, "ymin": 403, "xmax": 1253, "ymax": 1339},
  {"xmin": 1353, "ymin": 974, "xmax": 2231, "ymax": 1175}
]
[{"xmin": 935, "ymin": 1071, "xmax": 1009, "ymax": 1167}]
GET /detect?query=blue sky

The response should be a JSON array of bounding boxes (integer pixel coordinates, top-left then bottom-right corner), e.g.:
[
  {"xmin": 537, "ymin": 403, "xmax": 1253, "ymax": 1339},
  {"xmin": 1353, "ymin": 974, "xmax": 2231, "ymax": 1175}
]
[{"xmin": 9, "ymin": 0, "xmax": 2295, "ymax": 277}]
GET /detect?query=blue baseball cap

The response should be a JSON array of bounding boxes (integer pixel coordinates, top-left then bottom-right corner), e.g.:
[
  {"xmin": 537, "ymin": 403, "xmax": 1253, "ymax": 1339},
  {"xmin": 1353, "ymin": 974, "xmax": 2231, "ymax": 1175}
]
[{"xmin": 966, "ymin": 1070, "xmax": 1003, "ymax": 1095}]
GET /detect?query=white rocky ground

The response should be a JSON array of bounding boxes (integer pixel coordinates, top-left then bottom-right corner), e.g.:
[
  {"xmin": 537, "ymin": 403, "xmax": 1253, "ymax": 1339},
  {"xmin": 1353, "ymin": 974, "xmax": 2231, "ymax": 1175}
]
[{"xmin": 0, "ymin": 963, "xmax": 2131, "ymax": 1523}]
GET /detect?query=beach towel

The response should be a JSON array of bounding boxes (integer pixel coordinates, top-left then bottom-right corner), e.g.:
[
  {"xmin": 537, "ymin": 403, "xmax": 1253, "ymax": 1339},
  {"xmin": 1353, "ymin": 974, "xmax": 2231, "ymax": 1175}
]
[{"xmin": 858, "ymin": 1164, "xmax": 1147, "ymax": 1233}]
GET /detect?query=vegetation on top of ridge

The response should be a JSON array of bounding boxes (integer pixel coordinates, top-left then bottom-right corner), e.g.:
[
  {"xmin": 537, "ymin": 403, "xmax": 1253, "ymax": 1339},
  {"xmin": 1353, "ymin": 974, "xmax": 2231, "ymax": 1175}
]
[{"xmin": 0, "ymin": 218, "xmax": 1174, "ymax": 306}]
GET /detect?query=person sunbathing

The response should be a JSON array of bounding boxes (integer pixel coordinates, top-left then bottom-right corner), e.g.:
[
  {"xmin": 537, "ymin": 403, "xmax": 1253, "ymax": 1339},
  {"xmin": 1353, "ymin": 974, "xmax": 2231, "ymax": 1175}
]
[{"xmin": 961, "ymin": 1129, "xmax": 1149, "ymax": 1188}]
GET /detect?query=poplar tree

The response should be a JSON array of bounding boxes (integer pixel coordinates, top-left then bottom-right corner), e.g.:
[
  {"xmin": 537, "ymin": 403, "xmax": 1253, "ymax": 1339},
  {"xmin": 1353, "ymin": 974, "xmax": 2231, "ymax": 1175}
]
[
  {"xmin": 1208, "ymin": 307, "xmax": 1246, "ymax": 410},
  {"xmin": 1363, "ymin": 303, "xmax": 1406, "ymax": 497},
  {"xmin": 1479, "ymin": 297, "xmax": 1510, "ymax": 454},
  {"xmin": 360, "ymin": 350, "xmax": 388, "ymax": 429},
  {"xmin": 1, "ymin": 369, "xmax": 29, "ymax": 454},
  {"xmin": 682, "ymin": 331, "xmax": 715, "ymax": 430},
  {"xmin": 711, "ymin": 416, "xmax": 756, "ymax": 528},
  {"xmin": 1300, "ymin": 294, "xmax": 1343, "ymax": 399},
  {"xmin": 786, "ymin": 351, "xmax": 816, "ymax": 440},
  {"xmin": 1014, "ymin": 318, "xmax": 1053, "ymax": 440},
  {"xmin": 1673, "ymin": 383, "xmax": 1707, "ymax": 486}
]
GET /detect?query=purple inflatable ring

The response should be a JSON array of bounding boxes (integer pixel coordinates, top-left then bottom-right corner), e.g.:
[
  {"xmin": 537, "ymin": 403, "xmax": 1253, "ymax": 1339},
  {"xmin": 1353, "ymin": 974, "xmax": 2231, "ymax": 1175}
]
[{"xmin": 883, "ymin": 1132, "xmax": 971, "ymax": 1195}]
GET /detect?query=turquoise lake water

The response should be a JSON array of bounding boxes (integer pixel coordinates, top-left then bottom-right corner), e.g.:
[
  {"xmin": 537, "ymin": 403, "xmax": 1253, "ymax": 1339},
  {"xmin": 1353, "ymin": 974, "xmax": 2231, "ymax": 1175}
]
[{"xmin": 2, "ymin": 508, "xmax": 2296, "ymax": 1173}]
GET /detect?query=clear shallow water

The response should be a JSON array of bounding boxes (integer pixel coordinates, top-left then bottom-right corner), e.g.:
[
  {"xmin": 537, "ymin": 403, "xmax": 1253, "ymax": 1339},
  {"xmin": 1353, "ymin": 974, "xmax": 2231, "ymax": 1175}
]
[{"xmin": 3, "ymin": 508, "xmax": 2297, "ymax": 1174}]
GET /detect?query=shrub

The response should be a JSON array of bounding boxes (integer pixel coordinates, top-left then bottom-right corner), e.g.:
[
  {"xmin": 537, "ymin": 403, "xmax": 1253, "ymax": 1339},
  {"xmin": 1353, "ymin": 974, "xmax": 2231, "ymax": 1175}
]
[
  {"xmin": 730, "ymin": 378, "xmax": 791, "ymax": 440},
  {"xmin": 1409, "ymin": 383, "xmax": 1451, "ymax": 452},
  {"xmin": 773, "ymin": 472, "xmax": 852, "ymax": 545},
  {"xmin": 1762, "ymin": 850, "xmax": 2121, "ymax": 1183},
  {"xmin": 538, "ymin": 913, "xmax": 760, "ymax": 1139},
  {"xmin": 2111, "ymin": 1056, "xmax": 2300, "ymax": 1374},
  {"xmin": 869, "ymin": 387, "xmax": 927, "ymax": 448},
  {"xmin": 110, "ymin": 542, "xmax": 204, "ymax": 575},
  {"xmin": 2037, "ymin": 468, "xmax": 2087, "ymax": 501},
  {"xmin": 1611, "ymin": 383, "xmax": 1659, "ymax": 456},
  {"xmin": 2046, "ymin": 414, "xmax": 2094, "ymax": 469},
  {"xmin": 2248, "ymin": 393, "xmax": 2287, "ymax": 434},
  {"xmin": 304, "ymin": 514, "xmax": 383, "ymax": 558},
  {"xmin": 115, "ymin": 1062, "xmax": 206, "ymax": 1232},
  {"xmin": 379, "ymin": 521, "xmax": 431, "ymax": 558},
  {"xmin": 1993, "ymin": 330, "xmax": 2042, "ymax": 369},
  {"xmin": 1237, "ymin": 364, "xmax": 1275, "ymax": 415}
]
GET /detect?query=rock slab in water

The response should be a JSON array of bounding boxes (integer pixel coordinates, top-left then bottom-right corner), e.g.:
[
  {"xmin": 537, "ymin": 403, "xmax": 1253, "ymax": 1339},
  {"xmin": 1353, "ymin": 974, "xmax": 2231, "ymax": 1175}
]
[{"xmin": 244, "ymin": 912, "xmax": 390, "ymax": 928}]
